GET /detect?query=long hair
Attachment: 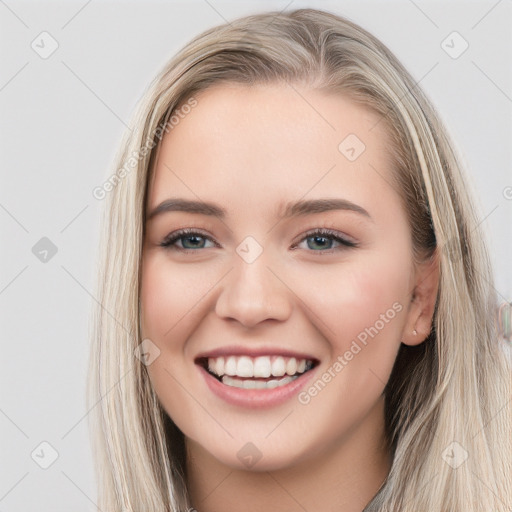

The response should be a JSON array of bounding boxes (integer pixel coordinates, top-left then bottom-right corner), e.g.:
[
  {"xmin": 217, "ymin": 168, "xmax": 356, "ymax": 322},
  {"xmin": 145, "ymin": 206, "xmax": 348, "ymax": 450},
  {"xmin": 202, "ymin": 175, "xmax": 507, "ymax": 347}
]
[{"xmin": 87, "ymin": 8, "xmax": 512, "ymax": 511}]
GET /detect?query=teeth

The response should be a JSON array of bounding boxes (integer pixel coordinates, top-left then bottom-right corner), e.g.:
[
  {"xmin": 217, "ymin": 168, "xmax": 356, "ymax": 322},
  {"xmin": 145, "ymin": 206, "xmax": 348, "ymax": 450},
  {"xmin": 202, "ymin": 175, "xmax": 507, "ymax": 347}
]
[
  {"xmin": 254, "ymin": 356, "xmax": 271, "ymax": 378},
  {"xmin": 216, "ymin": 356, "xmax": 225, "ymax": 375},
  {"xmin": 272, "ymin": 356, "xmax": 286, "ymax": 377},
  {"xmin": 225, "ymin": 356, "xmax": 237, "ymax": 376},
  {"xmin": 236, "ymin": 356, "xmax": 253, "ymax": 378},
  {"xmin": 222, "ymin": 374, "xmax": 296, "ymax": 389},
  {"xmin": 206, "ymin": 355, "xmax": 314, "ymax": 379},
  {"xmin": 286, "ymin": 357, "xmax": 297, "ymax": 375}
]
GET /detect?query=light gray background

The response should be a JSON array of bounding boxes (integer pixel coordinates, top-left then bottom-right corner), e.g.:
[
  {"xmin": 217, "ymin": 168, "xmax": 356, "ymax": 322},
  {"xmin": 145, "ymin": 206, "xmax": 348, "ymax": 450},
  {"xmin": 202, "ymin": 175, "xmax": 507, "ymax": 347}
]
[{"xmin": 1, "ymin": 1, "xmax": 511, "ymax": 510}]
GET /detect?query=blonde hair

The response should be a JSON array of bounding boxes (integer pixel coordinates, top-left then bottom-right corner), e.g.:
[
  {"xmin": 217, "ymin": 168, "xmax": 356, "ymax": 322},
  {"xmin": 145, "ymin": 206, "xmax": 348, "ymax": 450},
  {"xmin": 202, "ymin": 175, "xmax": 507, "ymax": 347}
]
[{"xmin": 87, "ymin": 8, "xmax": 512, "ymax": 511}]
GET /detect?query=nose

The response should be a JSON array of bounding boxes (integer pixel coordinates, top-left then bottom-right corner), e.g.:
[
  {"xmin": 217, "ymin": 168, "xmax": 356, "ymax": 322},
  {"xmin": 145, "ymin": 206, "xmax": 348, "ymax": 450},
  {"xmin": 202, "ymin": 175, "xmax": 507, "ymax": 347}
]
[{"xmin": 214, "ymin": 252, "xmax": 293, "ymax": 328}]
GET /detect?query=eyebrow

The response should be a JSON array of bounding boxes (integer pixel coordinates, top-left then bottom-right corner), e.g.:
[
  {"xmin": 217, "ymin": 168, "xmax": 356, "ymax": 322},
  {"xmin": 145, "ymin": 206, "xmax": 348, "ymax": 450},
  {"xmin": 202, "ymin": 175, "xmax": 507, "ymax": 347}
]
[{"xmin": 146, "ymin": 197, "xmax": 372, "ymax": 222}]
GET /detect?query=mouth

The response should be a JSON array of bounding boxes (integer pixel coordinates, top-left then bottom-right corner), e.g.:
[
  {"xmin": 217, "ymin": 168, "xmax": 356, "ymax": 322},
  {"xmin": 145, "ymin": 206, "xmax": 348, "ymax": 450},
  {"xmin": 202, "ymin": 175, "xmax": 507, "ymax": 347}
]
[{"xmin": 195, "ymin": 354, "xmax": 319, "ymax": 390}]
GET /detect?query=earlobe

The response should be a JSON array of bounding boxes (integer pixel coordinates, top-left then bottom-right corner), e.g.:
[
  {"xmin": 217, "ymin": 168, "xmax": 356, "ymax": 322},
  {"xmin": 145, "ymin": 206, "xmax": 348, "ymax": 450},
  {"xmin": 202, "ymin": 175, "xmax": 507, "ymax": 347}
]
[{"xmin": 401, "ymin": 248, "xmax": 440, "ymax": 346}]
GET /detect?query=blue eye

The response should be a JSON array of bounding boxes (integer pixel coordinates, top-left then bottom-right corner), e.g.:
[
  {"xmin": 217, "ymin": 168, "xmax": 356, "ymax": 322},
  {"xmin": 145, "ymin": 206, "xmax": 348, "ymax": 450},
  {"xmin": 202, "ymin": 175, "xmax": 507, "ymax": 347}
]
[
  {"xmin": 159, "ymin": 227, "xmax": 357, "ymax": 253},
  {"xmin": 159, "ymin": 229, "xmax": 216, "ymax": 251},
  {"xmin": 294, "ymin": 228, "xmax": 357, "ymax": 252}
]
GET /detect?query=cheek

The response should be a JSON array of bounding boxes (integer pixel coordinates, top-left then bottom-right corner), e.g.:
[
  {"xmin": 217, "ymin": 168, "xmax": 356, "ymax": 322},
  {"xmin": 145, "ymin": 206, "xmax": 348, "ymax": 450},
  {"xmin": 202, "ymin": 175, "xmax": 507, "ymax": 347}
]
[
  {"xmin": 294, "ymin": 254, "xmax": 409, "ymax": 430},
  {"xmin": 140, "ymin": 254, "xmax": 214, "ymax": 342},
  {"xmin": 348, "ymin": 259, "xmax": 408, "ymax": 336},
  {"xmin": 139, "ymin": 255, "xmax": 212, "ymax": 427},
  {"xmin": 293, "ymin": 249, "xmax": 410, "ymax": 362}
]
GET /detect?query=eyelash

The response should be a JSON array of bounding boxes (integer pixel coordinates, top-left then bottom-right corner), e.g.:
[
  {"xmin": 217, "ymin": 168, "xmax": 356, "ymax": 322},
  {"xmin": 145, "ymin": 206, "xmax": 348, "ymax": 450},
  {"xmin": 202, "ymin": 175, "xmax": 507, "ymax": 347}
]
[{"xmin": 159, "ymin": 227, "xmax": 358, "ymax": 254}]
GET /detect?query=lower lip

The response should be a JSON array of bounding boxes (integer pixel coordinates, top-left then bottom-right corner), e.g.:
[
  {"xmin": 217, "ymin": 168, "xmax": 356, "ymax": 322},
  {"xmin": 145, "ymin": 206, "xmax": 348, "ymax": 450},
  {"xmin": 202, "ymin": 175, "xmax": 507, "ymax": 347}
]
[{"xmin": 197, "ymin": 364, "xmax": 318, "ymax": 409}]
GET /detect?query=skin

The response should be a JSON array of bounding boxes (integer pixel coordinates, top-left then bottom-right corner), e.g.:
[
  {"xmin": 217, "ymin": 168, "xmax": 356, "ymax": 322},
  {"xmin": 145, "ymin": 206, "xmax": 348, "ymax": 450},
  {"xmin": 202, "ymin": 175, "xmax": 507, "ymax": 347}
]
[{"xmin": 140, "ymin": 83, "xmax": 439, "ymax": 512}]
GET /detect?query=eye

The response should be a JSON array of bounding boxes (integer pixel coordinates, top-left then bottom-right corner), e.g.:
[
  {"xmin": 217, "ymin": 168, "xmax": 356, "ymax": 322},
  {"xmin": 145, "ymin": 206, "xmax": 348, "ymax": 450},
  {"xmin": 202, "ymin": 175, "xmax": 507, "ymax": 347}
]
[
  {"xmin": 159, "ymin": 228, "xmax": 217, "ymax": 252},
  {"xmin": 292, "ymin": 228, "xmax": 357, "ymax": 253},
  {"xmin": 159, "ymin": 227, "xmax": 357, "ymax": 254}
]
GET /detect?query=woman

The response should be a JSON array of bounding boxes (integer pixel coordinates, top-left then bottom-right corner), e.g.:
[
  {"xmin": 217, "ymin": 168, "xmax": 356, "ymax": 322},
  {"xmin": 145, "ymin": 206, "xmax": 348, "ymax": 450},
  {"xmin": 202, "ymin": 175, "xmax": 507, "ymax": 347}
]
[{"xmin": 87, "ymin": 8, "xmax": 512, "ymax": 511}]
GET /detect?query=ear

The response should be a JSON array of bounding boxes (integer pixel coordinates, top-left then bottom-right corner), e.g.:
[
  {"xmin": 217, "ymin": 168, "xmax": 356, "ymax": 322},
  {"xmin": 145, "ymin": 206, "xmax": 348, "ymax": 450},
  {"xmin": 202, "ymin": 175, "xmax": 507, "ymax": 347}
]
[{"xmin": 402, "ymin": 248, "xmax": 440, "ymax": 346}]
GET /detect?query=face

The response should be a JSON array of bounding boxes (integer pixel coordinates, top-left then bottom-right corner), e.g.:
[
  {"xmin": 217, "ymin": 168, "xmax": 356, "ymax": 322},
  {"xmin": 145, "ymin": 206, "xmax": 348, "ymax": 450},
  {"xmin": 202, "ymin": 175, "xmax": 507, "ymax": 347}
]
[{"xmin": 140, "ymin": 83, "xmax": 435, "ymax": 472}]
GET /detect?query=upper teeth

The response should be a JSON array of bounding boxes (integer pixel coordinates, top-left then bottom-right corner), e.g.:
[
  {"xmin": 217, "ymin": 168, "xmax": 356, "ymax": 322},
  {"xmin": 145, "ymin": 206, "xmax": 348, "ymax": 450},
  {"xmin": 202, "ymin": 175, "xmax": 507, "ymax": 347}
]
[{"xmin": 207, "ymin": 355, "xmax": 312, "ymax": 378}]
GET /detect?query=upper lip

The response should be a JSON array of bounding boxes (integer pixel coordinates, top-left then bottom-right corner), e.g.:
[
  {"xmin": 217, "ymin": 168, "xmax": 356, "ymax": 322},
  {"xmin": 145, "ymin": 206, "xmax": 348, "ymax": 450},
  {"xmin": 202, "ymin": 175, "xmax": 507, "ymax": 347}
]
[{"xmin": 194, "ymin": 345, "xmax": 319, "ymax": 363}]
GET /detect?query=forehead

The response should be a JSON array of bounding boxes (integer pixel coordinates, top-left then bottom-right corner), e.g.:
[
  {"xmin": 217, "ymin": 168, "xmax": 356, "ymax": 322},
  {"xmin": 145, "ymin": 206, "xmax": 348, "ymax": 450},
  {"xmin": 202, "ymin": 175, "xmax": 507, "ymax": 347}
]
[{"xmin": 146, "ymin": 83, "xmax": 396, "ymax": 219}]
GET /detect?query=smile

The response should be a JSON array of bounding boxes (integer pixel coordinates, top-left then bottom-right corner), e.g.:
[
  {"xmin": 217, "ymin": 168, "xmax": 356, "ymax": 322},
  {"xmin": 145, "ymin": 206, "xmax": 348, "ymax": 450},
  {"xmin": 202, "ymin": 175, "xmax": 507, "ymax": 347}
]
[{"xmin": 197, "ymin": 355, "xmax": 317, "ymax": 389}]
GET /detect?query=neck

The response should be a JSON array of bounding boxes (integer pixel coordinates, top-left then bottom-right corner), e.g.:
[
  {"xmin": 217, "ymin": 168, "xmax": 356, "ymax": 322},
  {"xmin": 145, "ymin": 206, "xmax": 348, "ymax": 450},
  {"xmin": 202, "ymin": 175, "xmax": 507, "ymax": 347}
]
[{"xmin": 185, "ymin": 396, "xmax": 391, "ymax": 512}]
